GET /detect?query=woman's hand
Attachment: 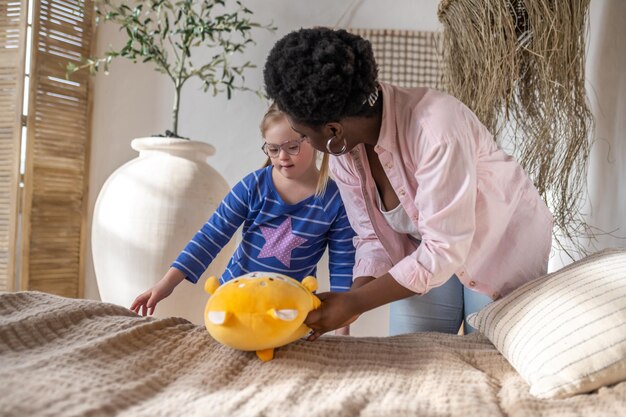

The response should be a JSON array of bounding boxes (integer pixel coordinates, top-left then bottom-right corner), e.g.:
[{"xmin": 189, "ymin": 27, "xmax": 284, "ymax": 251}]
[
  {"xmin": 305, "ymin": 276, "xmax": 376, "ymax": 340},
  {"xmin": 305, "ymin": 291, "xmax": 361, "ymax": 341},
  {"xmin": 130, "ymin": 268, "xmax": 185, "ymax": 316},
  {"xmin": 305, "ymin": 274, "xmax": 418, "ymax": 340},
  {"xmin": 334, "ymin": 326, "xmax": 350, "ymax": 336}
]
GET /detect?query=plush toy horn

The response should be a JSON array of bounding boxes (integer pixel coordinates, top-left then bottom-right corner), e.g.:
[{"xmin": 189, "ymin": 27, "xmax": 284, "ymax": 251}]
[
  {"xmin": 267, "ymin": 308, "xmax": 298, "ymax": 321},
  {"xmin": 207, "ymin": 310, "xmax": 230, "ymax": 325}
]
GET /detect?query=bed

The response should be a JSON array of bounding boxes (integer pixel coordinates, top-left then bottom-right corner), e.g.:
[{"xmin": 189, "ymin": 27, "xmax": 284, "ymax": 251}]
[{"xmin": 1, "ymin": 290, "xmax": 624, "ymax": 417}]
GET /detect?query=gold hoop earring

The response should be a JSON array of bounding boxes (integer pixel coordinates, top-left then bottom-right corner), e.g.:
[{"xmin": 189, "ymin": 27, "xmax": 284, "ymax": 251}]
[{"xmin": 326, "ymin": 136, "xmax": 348, "ymax": 156}]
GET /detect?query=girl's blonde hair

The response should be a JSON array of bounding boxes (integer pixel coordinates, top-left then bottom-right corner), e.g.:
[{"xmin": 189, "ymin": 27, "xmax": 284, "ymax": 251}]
[{"xmin": 260, "ymin": 103, "xmax": 330, "ymax": 197}]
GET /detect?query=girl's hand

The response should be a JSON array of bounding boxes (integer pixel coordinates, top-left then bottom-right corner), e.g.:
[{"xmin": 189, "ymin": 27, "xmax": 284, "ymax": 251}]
[
  {"xmin": 304, "ymin": 291, "xmax": 360, "ymax": 341},
  {"xmin": 130, "ymin": 268, "xmax": 185, "ymax": 316}
]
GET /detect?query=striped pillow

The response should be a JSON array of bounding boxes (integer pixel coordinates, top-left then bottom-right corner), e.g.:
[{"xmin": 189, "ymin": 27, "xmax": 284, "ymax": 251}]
[{"xmin": 467, "ymin": 248, "xmax": 626, "ymax": 399}]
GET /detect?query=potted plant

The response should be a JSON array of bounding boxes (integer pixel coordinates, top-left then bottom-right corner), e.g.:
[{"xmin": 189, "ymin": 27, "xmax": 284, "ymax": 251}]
[{"xmin": 72, "ymin": 0, "xmax": 274, "ymax": 324}]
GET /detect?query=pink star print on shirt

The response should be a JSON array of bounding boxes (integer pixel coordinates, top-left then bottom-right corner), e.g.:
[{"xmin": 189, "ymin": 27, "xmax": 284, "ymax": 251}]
[{"xmin": 258, "ymin": 217, "xmax": 307, "ymax": 268}]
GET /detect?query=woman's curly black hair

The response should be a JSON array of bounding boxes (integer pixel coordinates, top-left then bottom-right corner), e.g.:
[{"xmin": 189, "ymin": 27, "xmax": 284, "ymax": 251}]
[{"xmin": 263, "ymin": 27, "xmax": 378, "ymax": 126}]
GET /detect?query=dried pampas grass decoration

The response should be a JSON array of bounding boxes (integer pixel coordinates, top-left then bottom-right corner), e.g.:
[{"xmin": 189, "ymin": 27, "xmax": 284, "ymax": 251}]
[{"xmin": 438, "ymin": 0, "xmax": 594, "ymax": 257}]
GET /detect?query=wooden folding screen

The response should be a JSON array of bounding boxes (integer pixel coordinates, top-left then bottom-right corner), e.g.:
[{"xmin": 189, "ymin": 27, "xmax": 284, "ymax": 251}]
[
  {"xmin": 0, "ymin": 0, "xmax": 27, "ymax": 292},
  {"xmin": 0, "ymin": 0, "xmax": 94, "ymax": 297}
]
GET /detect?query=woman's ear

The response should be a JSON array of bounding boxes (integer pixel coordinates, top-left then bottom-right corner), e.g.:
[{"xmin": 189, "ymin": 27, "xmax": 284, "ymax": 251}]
[{"xmin": 326, "ymin": 122, "xmax": 343, "ymax": 138}]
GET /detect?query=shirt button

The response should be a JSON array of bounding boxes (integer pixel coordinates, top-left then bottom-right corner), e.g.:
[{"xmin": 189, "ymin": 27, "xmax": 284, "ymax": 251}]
[
  {"xmin": 458, "ymin": 271, "xmax": 465, "ymax": 277},
  {"xmin": 398, "ymin": 189, "xmax": 406, "ymax": 196},
  {"xmin": 375, "ymin": 145, "xmax": 382, "ymax": 152},
  {"xmin": 469, "ymin": 280, "xmax": 476, "ymax": 287},
  {"xmin": 412, "ymin": 215, "xmax": 418, "ymax": 221},
  {"xmin": 385, "ymin": 162, "xmax": 393, "ymax": 169},
  {"xmin": 492, "ymin": 292, "xmax": 500, "ymax": 300}
]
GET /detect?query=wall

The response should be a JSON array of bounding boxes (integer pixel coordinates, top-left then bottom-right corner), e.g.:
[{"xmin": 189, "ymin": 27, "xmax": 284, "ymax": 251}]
[{"xmin": 87, "ymin": 0, "xmax": 625, "ymax": 336}]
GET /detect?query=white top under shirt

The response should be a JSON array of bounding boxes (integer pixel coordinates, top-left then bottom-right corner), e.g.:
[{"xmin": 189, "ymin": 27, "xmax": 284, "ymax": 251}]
[{"xmin": 375, "ymin": 188, "xmax": 422, "ymax": 241}]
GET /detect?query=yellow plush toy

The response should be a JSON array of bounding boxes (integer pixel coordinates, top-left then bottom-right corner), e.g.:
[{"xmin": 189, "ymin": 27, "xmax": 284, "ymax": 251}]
[{"xmin": 203, "ymin": 271, "xmax": 321, "ymax": 361}]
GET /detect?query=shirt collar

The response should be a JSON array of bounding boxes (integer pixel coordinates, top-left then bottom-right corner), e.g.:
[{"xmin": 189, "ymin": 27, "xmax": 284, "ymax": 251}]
[{"xmin": 374, "ymin": 82, "xmax": 397, "ymax": 154}]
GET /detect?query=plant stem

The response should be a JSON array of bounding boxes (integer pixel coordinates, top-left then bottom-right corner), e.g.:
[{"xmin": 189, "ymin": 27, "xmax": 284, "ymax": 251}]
[
  {"xmin": 172, "ymin": 83, "xmax": 182, "ymax": 136},
  {"xmin": 172, "ymin": 39, "xmax": 188, "ymax": 137}
]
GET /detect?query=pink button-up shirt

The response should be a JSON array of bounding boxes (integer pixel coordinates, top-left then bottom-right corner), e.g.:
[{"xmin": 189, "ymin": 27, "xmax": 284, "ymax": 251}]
[{"xmin": 329, "ymin": 83, "xmax": 553, "ymax": 299}]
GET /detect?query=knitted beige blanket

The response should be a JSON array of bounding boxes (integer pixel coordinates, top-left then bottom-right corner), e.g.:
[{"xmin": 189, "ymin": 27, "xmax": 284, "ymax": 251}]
[{"xmin": 1, "ymin": 292, "xmax": 624, "ymax": 417}]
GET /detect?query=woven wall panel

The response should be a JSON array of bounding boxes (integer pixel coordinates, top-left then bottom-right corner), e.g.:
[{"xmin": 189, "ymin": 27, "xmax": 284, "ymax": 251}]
[
  {"xmin": 20, "ymin": 0, "xmax": 93, "ymax": 297},
  {"xmin": 347, "ymin": 28, "xmax": 444, "ymax": 90},
  {"xmin": 0, "ymin": 0, "xmax": 28, "ymax": 292}
]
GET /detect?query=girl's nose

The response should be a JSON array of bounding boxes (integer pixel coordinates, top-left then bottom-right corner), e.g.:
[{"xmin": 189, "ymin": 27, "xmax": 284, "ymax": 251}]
[{"xmin": 278, "ymin": 148, "xmax": 291, "ymax": 159}]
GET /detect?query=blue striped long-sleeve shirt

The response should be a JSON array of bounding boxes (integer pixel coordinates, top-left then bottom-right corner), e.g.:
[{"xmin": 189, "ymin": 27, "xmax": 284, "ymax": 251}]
[{"xmin": 173, "ymin": 166, "xmax": 356, "ymax": 292}]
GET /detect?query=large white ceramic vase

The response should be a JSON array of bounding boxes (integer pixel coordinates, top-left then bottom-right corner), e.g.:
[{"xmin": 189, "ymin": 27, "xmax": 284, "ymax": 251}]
[{"xmin": 92, "ymin": 137, "xmax": 235, "ymax": 324}]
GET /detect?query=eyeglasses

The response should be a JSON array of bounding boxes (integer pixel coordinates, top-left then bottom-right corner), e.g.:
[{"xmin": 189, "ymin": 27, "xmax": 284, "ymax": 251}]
[{"xmin": 261, "ymin": 138, "xmax": 306, "ymax": 158}]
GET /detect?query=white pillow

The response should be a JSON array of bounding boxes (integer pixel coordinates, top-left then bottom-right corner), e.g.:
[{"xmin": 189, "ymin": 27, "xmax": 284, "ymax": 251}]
[{"xmin": 467, "ymin": 248, "xmax": 626, "ymax": 399}]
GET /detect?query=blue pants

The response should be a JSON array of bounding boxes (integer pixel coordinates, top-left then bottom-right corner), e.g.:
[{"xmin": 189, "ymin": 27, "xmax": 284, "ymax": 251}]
[{"xmin": 389, "ymin": 275, "xmax": 492, "ymax": 335}]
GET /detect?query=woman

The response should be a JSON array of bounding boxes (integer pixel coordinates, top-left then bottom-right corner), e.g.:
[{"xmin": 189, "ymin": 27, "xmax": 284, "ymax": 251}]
[{"xmin": 263, "ymin": 27, "xmax": 553, "ymax": 339}]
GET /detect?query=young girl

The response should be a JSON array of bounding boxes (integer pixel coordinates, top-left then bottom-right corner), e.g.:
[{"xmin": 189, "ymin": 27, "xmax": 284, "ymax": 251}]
[{"xmin": 131, "ymin": 104, "xmax": 356, "ymax": 334}]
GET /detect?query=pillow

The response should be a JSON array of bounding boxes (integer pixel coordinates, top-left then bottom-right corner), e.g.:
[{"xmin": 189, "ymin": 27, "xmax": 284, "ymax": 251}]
[{"xmin": 467, "ymin": 248, "xmax": 626, "ymax": 399}]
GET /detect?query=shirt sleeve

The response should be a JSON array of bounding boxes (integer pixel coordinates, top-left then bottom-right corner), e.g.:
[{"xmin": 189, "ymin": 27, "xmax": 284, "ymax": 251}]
[
  {"xmin": 329, "ymin": 157, "xmax": 394, "ymax": 280},
  {"xmin": 389, "ymin": 134, "xmax": 477, "ymax": 294},
  {"xmin": 172, "ymin": 178, "xmax": 250, "ymax": 283},
  {"xmin": 325, "ymin": 190, "xmax": 357, "ymax": 292}
]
